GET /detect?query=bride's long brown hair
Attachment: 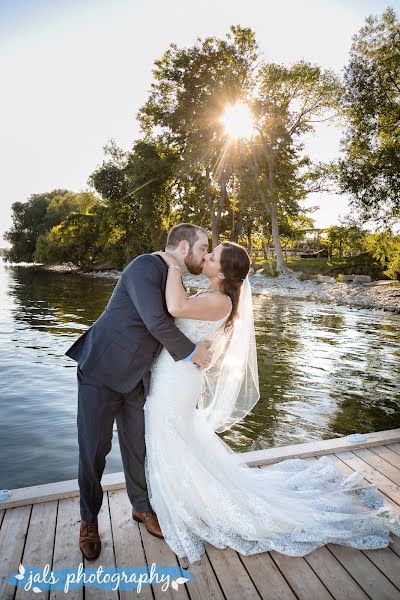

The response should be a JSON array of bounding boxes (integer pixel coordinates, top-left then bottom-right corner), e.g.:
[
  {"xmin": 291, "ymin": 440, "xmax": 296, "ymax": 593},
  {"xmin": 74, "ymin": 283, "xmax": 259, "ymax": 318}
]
[{"xmin": 219, "ymin": 242, "xmax": 251, "ymax": 332}]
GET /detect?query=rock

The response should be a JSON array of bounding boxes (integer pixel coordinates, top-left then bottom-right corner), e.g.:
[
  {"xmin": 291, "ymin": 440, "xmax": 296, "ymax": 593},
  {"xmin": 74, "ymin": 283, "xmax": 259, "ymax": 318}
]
[
  {"xmin": 366, "ymin": 280, "xmax": 398, "ymax": 287},
  {"xmin": 342, "ymin": 274, "xmax": 372, "ymax": 284},
  {"xmin": 316, "ymin": 274, "xmax": 336, "ymax": 284},
  {"xmin": 277, "ymin": 270, "xmax": 303, "ymax": 279},
  {"xmin": 353, "ymin": 275, "xmax": 372, "ymax": 284}
]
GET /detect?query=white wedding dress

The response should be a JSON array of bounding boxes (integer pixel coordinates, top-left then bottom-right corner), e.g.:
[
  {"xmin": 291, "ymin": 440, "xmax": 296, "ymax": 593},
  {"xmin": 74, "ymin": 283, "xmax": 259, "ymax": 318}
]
[{"xmin": 143, "ymin": 314, "xmax": 400, "ymax": 564}]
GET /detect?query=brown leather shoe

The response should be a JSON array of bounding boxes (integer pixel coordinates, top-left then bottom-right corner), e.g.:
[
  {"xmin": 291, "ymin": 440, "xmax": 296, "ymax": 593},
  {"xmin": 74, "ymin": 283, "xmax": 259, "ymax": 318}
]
[
  {"xmin": 132, "ymin": 508, "xmax": 164, "ymax": 539},
  {"xmin": 79, "ymin": 519, "xmax": 101, "ymax": 560}
]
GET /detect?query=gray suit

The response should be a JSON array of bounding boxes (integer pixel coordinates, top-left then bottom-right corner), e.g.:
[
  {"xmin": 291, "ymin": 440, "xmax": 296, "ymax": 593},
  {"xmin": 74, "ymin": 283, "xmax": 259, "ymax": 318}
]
[{"xmin": 66, "ymin": 254, "xmax": 195, "ymax": 522}]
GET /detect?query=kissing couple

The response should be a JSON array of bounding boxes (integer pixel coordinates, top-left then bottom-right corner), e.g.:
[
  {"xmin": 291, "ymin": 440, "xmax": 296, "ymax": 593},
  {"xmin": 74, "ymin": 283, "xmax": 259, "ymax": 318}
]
[{"xmin": 66, "ymin": 223, "xmax": 400, "ymax": 565}]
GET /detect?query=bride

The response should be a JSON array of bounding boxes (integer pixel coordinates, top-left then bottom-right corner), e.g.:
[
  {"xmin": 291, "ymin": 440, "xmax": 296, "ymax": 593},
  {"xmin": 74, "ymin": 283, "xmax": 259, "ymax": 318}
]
[{"xmin": 143, "ymin": 241, "xmax": 400, "ymax": 565}]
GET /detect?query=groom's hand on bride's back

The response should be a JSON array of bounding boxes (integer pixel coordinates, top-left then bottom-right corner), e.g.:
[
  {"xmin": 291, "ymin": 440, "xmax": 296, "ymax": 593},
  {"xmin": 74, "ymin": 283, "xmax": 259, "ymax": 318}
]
[{"xmin": 191, "ymin": 341, "xmax": 212, "ymax": 369}]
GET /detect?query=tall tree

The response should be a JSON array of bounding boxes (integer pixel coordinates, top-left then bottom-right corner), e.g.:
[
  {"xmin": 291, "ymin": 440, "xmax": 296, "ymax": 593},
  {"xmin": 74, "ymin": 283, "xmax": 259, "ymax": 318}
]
[
  {"xmin": 138, "ymin": 25, "xmax": 259, "ymax": 248},
  {"xmin": 88, "ymin": 138, "xmax": 178, "ymax": 265},
  {"xmin": 339, "ymin": 8, "xmax": 400, "ymax": 225},
  {"xmin": 252, "ymin": 61, "xmax": 341, "ymax": 272},
  {"xmin": 5, "ymin": 189, "xmax": 69, "ymax": 262}
]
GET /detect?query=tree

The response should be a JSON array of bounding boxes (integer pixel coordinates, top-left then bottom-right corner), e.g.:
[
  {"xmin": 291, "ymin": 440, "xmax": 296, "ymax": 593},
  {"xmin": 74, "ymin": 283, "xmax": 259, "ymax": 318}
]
[
  {"xmin": 88, "ymin": 138, "xmax": 179, "ymax": 266},
  {"xmin": 325, "ymin": 224, "xmax": 367, "ymax": 257},
  {"xmin": 138, "ymin": 26, "xmax": 259, "ymax": 248},
  {"xmin": 339, "ymin": 8, "xmax": 400, "ymax": 225},
  {"xmin": 35, "ymin": 210, "xmax": 103, "ymax": 267},
  {"xmin": 45, "ymin": 191, "xmax": 97, "ymax": 229},
  {"xmin": 251, "ymin": 61, "xmax": 342, "ymax": 272},
  {"xmin": 5, "ymin": 190, "xmax": 100, "ymax": 263},
  {"xmin": 363, "ymin": 230, "xmax": 400, "ymax": 280},
  {"xmin": 138, "ymin": 28, "xmax": 341, "ymax": 274},
  {"xmin": 5, "ymin": 189, "xmax": 69, "ymax": 262}
]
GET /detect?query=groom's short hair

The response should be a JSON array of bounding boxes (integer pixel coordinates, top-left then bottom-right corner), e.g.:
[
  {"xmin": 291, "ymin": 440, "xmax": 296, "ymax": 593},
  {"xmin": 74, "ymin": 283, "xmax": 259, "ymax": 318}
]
[{"xmin": 166, "ymin": 223, "xmax": 207, "ymax": 249}]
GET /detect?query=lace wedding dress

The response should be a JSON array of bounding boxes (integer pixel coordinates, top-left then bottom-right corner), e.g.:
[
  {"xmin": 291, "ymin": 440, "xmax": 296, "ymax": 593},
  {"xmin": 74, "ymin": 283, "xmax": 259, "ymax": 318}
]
[{"xmin": 143, "ymin": 314, "xmax": 400, "ymax": 564}]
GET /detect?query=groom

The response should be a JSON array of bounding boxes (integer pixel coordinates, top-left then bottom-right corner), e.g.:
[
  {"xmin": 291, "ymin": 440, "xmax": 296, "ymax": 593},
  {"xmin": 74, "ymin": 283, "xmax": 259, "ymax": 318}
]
[{"xmin": 65, "ymin": 223, "xmax": 211, "ymax": 560}]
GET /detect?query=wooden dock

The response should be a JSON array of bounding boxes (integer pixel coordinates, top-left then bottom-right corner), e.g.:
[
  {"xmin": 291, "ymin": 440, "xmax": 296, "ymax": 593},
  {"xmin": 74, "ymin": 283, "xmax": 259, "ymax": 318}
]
[{"xmin": 2, "ymin": 429, "xmax": 400, "ymax": 599}]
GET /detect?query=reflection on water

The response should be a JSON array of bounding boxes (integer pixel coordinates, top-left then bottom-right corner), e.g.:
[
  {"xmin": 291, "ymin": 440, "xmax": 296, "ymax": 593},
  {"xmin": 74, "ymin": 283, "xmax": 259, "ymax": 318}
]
[{"xmin": 0, "ymin": 259, "xmax": 399, "ymax": 489}]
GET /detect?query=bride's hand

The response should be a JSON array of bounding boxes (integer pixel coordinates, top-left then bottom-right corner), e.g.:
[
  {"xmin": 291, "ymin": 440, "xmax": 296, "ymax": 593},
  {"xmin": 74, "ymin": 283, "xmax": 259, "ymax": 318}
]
[{"xmin": 152, "ymin": 251, "xmax": 179, "ymax": 268}]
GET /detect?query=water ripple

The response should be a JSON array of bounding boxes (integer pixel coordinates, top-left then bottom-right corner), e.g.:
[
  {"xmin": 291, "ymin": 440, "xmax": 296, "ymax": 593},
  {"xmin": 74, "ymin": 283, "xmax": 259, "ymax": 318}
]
[{"xmin": 1, "ymin": 260, "xmax": 400, "ymax": 489}]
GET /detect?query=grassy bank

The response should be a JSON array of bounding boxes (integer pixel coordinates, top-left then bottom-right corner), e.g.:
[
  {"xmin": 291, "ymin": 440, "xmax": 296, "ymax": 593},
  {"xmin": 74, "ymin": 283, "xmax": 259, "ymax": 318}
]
[{"xmin": 254, "ymin": 254, "xmax": 389, "ymax": 280}]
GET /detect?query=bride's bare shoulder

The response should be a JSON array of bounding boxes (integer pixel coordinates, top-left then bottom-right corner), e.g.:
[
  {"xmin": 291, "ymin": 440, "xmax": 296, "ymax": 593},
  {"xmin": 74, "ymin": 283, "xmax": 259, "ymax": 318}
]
[{"xmin": 171, "ymin": 290, "xmax": 231, "ymax": 321}]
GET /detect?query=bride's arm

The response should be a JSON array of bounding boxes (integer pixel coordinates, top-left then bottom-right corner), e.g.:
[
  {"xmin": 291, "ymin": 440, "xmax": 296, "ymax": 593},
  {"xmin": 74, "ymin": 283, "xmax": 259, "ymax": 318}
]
[
  {"xmin": 166, "ymin": 267, "xmax": 231, "ymax": 320},
  {"xmin": 155, "ymin": 252, "xmax": 231, "ymax": 321}
]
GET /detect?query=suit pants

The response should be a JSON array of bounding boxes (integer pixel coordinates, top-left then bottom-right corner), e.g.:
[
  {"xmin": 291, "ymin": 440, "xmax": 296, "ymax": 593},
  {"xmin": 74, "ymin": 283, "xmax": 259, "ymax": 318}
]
[{"xmin": 77, "ymin": 366, "xmax": 152, "ymax": 523}]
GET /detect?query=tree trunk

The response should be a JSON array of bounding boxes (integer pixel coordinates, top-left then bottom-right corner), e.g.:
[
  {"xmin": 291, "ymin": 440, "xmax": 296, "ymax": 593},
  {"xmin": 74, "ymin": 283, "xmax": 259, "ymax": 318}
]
[
  {"xmin": 247, "ymin": 226, "xmax": 252, "ymax": 257},
  {"xmin": 205, "ymin": 167, "xmax": 217, "ymax": 248},
  {"xmin": 270, "ymin": 200, "xmax": 287, "ymax": 274},
  {"xmin": 262, "ymin": 228, "xmax": 272, "ymax": 260},
  {"xmin": 262, "ymin": 237, "xmax": 269, "ymax": 260},
  {"xmin": 259, "ymin": 130, "xmax": 287, "ymax": 274},
  {"xmin": 230, "ymin": 215, "xmax": 241, "ymax": 243},
  {"xmin": 211, "ymin": 172, "xmax": 229, "ymax": 249},
  {"xmin": 211, "ymin": 212, "xmax": 219, "ymax": 250}
]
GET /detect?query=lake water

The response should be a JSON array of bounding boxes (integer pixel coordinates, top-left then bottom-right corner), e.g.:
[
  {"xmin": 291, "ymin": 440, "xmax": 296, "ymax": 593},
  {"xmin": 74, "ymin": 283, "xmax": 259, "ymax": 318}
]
[{"xmin": 1, "ymin": 259, "xmax": 399, "ymax": 490}]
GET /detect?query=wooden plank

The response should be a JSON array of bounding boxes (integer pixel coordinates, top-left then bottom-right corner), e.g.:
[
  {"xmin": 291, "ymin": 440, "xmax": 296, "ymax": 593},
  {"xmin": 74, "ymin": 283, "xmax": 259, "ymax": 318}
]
[
  {"xmin": 84, "ymin": 494, "xmax": 118, "ymax": 600},
  {"xmin": 262, "ymin": 455, "xmax": 400, "ymax": 597},
  {"xmin": 304, "ymin": 546, "xmax": 369, "ymax": 600},
  {"xmin": 363, "ymin": 547, "xmax": 400, "ymax": 591},
  {"xmin": 390, "ymin": 531, "xmax": 400, "ymax": 559},
  {"xmin": 352, "ymin": 448, "xmax": 400, "ymax": 486},
  {"xmin": 15, "ymin": 500, "xmax": 57, "ymax": 600},
  {"xmin": 176, "ymin": 552, "xmax": 224, "ymax": 600},
  {"xmin": 0, "ymin": 471, "xmax": 127, "ymax": 510},
  {"xmin": 108, "ymin": 489, "xmax": 153, "ymax": 600},
  {"xmin": 327, "ymin": 454, "xmax": 400, "ymax": 563},
  {"xmin": 205, "ymin": 544, "xmax": 261, "ymax": 599},
  {"xmin": 387, "ymin": 443, "xmax": 400, "ymax": 457},
  {"xmin": 0, "ymin": 505, "xmax": 31, "ymax": 600},
  {"xmin": 369, "ymin": 445, "xmax": 400, "ymax": 471},
  {"xmin": 328, "ymin": 544, "xmax": 400, "ymax": 600},
  {"xmin": 50, "ymin": 496, "xmax": 83, "ymax": 600},
  {"xmin": 239, "ymin": 552, "xmax": 297, "ymax": 600},
  {"xmin": 138, "ymin": 521, "xmax": 190, "ymax": 600},
  {"xmin": 237, "ymin": 429, "xmax": 400, "ymax": 467},
  {"xmin": 335, "ymin": 450, "xmax": 400, "ymax": 505},
  {"xmin": 259, "ymin": 457, "xmax": 367, "ymax": 599},
  {"xmin": 269, "ymin": 552, "xmax": 333, "ymax": 600},
  {"xmin": 258, "ymin": 459, "xmax": 341, "ymax": 600},
  {"xmin": 2, "ymin": 430, "xmax": 399, "ymax": 511}
]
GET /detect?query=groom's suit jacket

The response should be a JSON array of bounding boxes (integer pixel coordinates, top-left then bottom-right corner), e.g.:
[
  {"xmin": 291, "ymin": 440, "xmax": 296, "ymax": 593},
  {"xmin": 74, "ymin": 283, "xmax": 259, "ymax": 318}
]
[{"xmin": 65, "ymin": 254, "xmax": 196, "ymax": 394}]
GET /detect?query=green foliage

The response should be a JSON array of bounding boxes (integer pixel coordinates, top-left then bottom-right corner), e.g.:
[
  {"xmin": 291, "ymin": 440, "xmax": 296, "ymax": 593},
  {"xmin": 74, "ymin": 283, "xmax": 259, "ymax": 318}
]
[
  {"xmin": 339, "ymin": 8, "xmax": 400, "ymax": 224},
  {"xmin": 88, "ymin": 138, "xmax": 179, "ymax": 267},
  {"xmin": 5, "ymin": 190, "xmax": 100, "ymax": 264},
  {"xmin": 35, "ymin": 209, "xmax": 102, "ymax": 268},
  {"xmin": 255, "ymin": 255, "xmax": 386, "ymax": 279},
  {"xmin": 324, "ymin": 225, "xmax": 367, "ymax": 257},
  {"xmin": 138, "ymin": 25, "xmax": 260, "ymax": 246},
  {"xmin": 5, "ymin": 189, "xmax": 70, "ymax": 262},
  {"xmin": 363, "ymin": 231, "xmax": 400, "ymax": 280},
  {"xmin": 137, "ymin": 26, "xmax": 341, "ymax": 269}
]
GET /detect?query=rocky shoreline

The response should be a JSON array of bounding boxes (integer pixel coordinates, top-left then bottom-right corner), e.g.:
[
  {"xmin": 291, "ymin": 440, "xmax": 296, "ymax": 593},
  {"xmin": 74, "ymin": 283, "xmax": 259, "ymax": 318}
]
[{"xmin": 42, "ymin": 262, "xmax": 400, "ymax": 314}]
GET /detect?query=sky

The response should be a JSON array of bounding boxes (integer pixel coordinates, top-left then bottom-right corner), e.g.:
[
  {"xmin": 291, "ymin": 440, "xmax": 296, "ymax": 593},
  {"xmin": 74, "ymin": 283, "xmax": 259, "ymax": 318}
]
[{"xmin": 0, "ymin": 0, "xmax": 396, "ymax": 246}]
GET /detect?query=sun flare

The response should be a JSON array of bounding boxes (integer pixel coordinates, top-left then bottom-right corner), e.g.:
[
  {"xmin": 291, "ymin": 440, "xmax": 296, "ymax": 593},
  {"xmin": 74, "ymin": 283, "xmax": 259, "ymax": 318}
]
[{"xmin": 222, "ymin": 102, "xmax": 254, "ymax": 139}]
